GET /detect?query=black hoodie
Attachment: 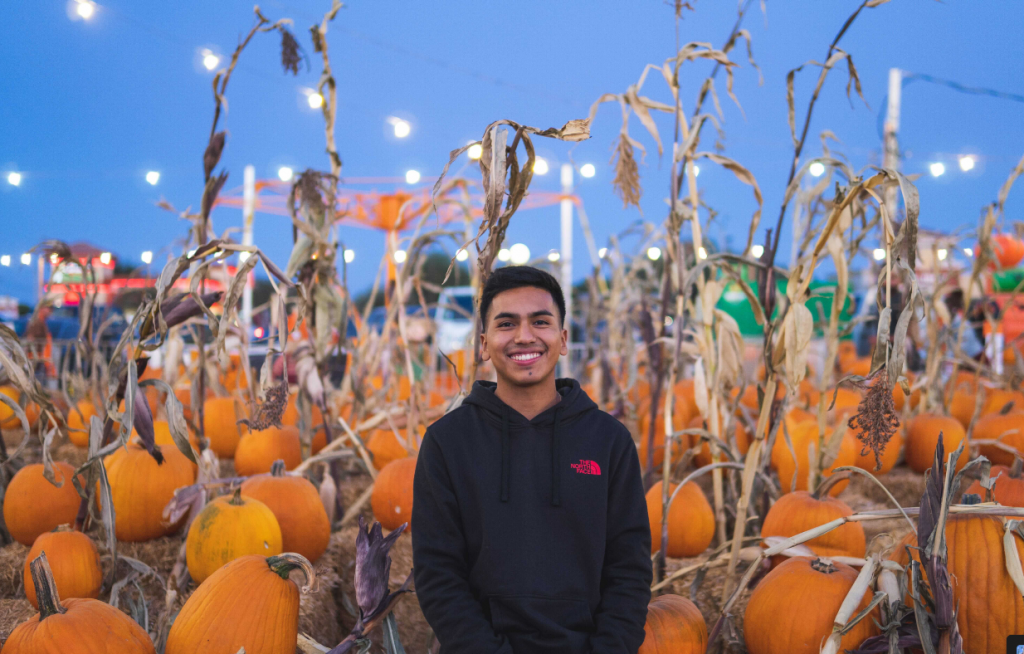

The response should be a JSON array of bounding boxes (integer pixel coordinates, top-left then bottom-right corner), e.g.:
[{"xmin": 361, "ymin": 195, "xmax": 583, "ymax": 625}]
[{"xmin": 412, "ymin": 379, "xmax": 651, "ymax": 653}]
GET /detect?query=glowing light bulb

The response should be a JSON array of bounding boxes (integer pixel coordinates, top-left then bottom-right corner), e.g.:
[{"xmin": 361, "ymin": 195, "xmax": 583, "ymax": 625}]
[
  {"xmin": 278, "ymin": 166, "xmax": 294, "ymax": 182},
  {"xmin": 497, "ymin": 248, "xmax": 511, "ymax": 262},
  {"xmin": 467, "ymin": 143, "xmax": 483, "ymax": 160},
  {"xmin": 253, "ymin": 326, "xmax": 264, "ymax": 338},
  {"xmin": 929, "ymin": 162, "xmax": 945, "ymax": 177},
  {"xmin": 809, "ymin": 161, "xmax": 826, "ymax": 177},
  {"xmin": 509, "ymin": 243, "xmax": 531, "ymax": 265},
  {"xmin": 456, "ymin": 249, "xmax": 469, "ymax": 262},
  {"xmin": 533, "ymin": 158, "xmax": 549, "ymax": 175},
  {"xmin": 7, "ymin": 172, "xmax": 22, "ymax": 186},
  {"xmin": 99, "ymin": 252, "xmax": 112, "ymax": 265},
  {"xmin": 145, "ymin": 171, "xmax": 160, "ymax": 185},
  {"xmin": 691, "ymin": 164, "xmax": 700, "ymax": 177},
  {"xmin": 393, "ymin": 249, "xmax": 407, "ymax": 264},
  {"xmin": 958, "ymin": 156, "xmax": 975, "ymax": 172},
  {"xmin": 405, "ymin": 169, "xmax": 421, "ymax": 184},
  {"xmin": 141, "ymin": 251, "xmax": 153, "ymax": 264},
  {"xmin": 390, "ymin": 118, "xmax": 410, "ymax": 138},
  {"xmin": 547, "ymin": 250, "xmax": 560, "ymax": 262},
  {"xmin": 937, "ymin": 248, "xmax": 948, "ymax": 261},
  {"xmin": 750, "ymin": 244, "xmax": 764, "ymax": 258},
  {"xmin": 0, "ymin": 256, "xmax": 9, "ymax": 266},
  {"xmin": 580, "ymin": 163, "xmax": 596, "ymax": 178},
  {"xmin": 598, "ymin": 247, "xmax": 607, "ymax": 259},
  {"xmin": 49, "ymin": 253, "xmax": 59, "ymax": 264},
  {"xmin": 344, "ymin": 249, "xmax": 355, "ymax": 263},
  {"xmin": 873, "ymin": 249, "xmax": 886, "ymax": 261},
  {"xmin": 647, "ymin": 247, "xmax": 662, "ymax": 261},
  {"xmin": 202, "ymin": 52, "xmax": 220, "ymax": 71},
  {"xmin": 76, "ymin": 1, "xmax": 95, "ymax": 19},
  {"xmin": 698, "ymin": 247, "xmax": 708, "ymax": 260},
  {"xmin": 20, "ymin": 254, "xmax": 32, "ymax": 265},
  {"xmin": 307, "ymin": 92, "xmax": 324, "ymax": 109},
  {"xmin": 963, "ymin": 248, "xmax": 973, "ymax": 257}
]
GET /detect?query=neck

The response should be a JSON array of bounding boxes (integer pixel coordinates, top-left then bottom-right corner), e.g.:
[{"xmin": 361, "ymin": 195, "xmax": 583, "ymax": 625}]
[{"xmin": 494, "ymin": 376, "xmax": 561, "ymax": 421}]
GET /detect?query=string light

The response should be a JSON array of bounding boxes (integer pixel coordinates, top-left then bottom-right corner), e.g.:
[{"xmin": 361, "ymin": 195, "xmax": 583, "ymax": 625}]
[
  {"xmin": 598, "ymin": 247, "xmax": 607, "ymax": 259},
  {"xmin": 278, "ymin": 167, "xmax": 294, "ymax": 182},
  {"xmin": 344, "ymin": 249, "xmax": 355, "ymax": 263},
  {"xmin": 307, "ymin": 92, "xmax": 324, "ymax": 109},
  {"xmin": 393, "ymin": 249, "xmax": 407, "ymax": 264},
  {"xmin": 145, "ymin": 171, "xmax": 160, "ymax": 185},
  {"xmin": 547, "ymin": 250, "xmax": 560, "ymax": 262},
  {"xmin": 580, "ymin": 163, "xmax": 596, "ymax": 178},
  {"xmin": 497, "ymin": 248, "xmax": 511, "ymax": 262},
  {"xmin": 873, "ymin": 249, "xmax": 886, "ymax": 261},
  {"xmin": 20, "ymin": 254, "xmax": 31, "ymax": 265},
  {"xmin": 533, "ymin": 158, "xmax": 549, "ymax": 175},
  {"xmin": 456, "ymin": 249, "xmax": 469, "ymax": 262},
  {"xmin": 0, "ymin": 256, "xmax": 9, "ymax": 267},
  {"xmin": 7, "ymin": 172, "xmax": 22, "ymax": 186},
  {"xmin": 698, "ymin": 247, "xmax": 708, "ymax": 260},
  {"xmin": 405, "ymin": 170, "xmax": 421, "ymax": 184},
  {"xmin": 937, "ymin": 248, "xmax": 948, "ymax": 261},
  {"xmin": 646, "ymin": 247, "xmax": 662, "ymax": 261},
  {"xmin": 958, "ymin": 155, "xmax": 975, "ymax": 172},
  {"xmin": 809, "ymin": 161, "xmax": 826, "ymax": 177},
  {"xmin": 141, "ymin": 251, "xmax": 153, "ymax": 264},
  {"xmin": 509, "ymin": 243, "xmax": 531, "ymax": 265},
  {"xmin": 750, "ymin": 244, "xmax": 764, "ymax": 258},
  {"xmin": 467, "ymin": 143, "xmax": 483, "ymax": 160},
  {"xmin": 202, "ymin": 51, "xmax": 220, "ymax": 71},
  {"xmin": 929, "ymin": 162, "xmax": 946, "ymax": 177}
]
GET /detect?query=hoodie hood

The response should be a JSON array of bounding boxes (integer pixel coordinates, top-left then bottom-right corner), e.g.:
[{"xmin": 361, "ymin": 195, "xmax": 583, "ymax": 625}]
[{"xmin": 462, "ymin": 378, "xmax": 597, "ymax": 506}]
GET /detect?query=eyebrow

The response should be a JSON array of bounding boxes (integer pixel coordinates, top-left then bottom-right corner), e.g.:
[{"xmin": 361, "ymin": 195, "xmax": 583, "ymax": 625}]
[{"xmin": 492, "ymin": 309, "xmax": 555, "ymax": 321}]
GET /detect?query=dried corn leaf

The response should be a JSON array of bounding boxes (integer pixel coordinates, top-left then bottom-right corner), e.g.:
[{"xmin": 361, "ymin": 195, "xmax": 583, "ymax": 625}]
[{"xmin": 784, "ymin": 302, "xmax": 813, "ymax": 389}]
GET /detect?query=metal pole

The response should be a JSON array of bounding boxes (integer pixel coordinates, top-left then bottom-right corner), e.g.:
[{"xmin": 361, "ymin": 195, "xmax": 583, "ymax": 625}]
[
  {"xmin": 560, "ymin": 163, "xmax": 573, "ymax": 379},
  {"xmin": 883, "ymin": 68, "xmax": 902, "ymax": 172},
  {"xmin": 241, "ymin": 165, "xmax": 255, "ymax": 332}
]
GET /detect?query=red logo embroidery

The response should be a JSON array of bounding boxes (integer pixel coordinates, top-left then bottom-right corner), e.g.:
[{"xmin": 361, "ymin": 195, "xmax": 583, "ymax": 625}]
[{"xmin": 571, "ymin": 459, "xmax": 601, "ymax": 475}]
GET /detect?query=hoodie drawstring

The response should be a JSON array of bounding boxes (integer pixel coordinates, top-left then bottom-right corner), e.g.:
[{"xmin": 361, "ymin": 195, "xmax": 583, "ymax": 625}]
[
  {"xmin": 550, "ymin": 407, "xmax": 562, "ymax": 507},
  {"xmin": 500, "ymin": 406, "xmax": 511, "ymax": 503}
]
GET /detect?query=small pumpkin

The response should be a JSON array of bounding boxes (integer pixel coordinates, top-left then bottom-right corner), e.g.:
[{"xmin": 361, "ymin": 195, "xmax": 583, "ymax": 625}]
[
  {"xmin": 240, "ymin": 460, "xmax": 331, "ymax": 563},
  {"xmin": 23, "ymin": 526, "xmax": 102, "ymax": 609},
  {"xmin": 770, "ymin": 422, "xmax": 856, "ymax": 496},
  {"xmin": 744, "ymin": 557, "xmax": 878, "ymax": 654},
  {"xmin": 759, "ymin": 475, "xmax": 866, "ymax": 568},
  {"xmin": 203, "ymin": 396, "xmax": 247, "ymax": 458},
  {"xmin": 0, "ymin": 385, "xmax": 39, "ymax": 430},
  {"xmin": 66, "ymin": 400, "xmax": 97, "ymax": 448},
  {"xmin": 904, "ymin": 413, "xmax": 969, "ymax": 473},
  {"xmin": 948, "ymin": 374, "xmax": 980, "ymax": 427},
  {"xmin": 645, "ymin": 480, "xmax": 715, "ymax": 558},
  {"xmin": 5, "ymin": 552, "xmax": 155, "ymax": 653},
  {"xmin": 966, "ymin": 459, "xmax": 1024, "ymax": 507},
  {"xmin": 371, "ymin": 456, "xmax": 416, "ymax": 532},
  {"xmin": 281, "ymin": 392, "xmax": 324, "ymax": 431},
  {"xmin": 639, "ymin": 594, "xmax": 707, "ymax": 654},
  {"xmin": 974, "ymin": 409, "xmax": 1024, "ymax": 465},
  {"xmin": 985, "ymin": 232, "xmax": 1024, "ymax": 268},
  {"xmin": 826, "ymin": 387, "xmax": 862, "ymax": 425},
  {"xmin": 103, "ymin": 442, "xmax": 196, "ymax": 542},
  {"xmin": 3, "ymin": 463, "xmax": 83, "ymax": 546},
  {"xmin": 235, "ymin": 425, "xmax": 302, "ymax": 476},
  {"xmin": 166, "ymin": 553, "xmax": 314, "ymax": 654},
  {"xmin": 185, "ymin": 488, "xmax": 283, "ymax": 584},
  {"xmin": 367, "ymin": 427, "xmax": 415, "ymax": 471},
  {"xmin": 982, "ymin": 388, "xmax": 1024, "ymax": 415}
]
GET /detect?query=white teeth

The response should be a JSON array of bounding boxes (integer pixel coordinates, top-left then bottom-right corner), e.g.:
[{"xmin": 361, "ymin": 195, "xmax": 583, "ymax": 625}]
[{"xmin": 511, "ymin": 353, "xmax": 540, "ymax": 362}]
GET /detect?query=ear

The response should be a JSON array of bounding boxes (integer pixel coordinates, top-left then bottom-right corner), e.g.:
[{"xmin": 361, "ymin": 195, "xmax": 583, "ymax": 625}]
[
  {"xmin": 479, "ymin": 331, "xmax": 491, "ymax": 362},
  {"xmin": 559, "ymin": 326, "xmax": 568, "ymax": 357}
]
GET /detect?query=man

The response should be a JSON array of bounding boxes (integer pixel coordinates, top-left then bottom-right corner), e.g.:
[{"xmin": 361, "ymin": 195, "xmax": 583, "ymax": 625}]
[{"xmin": 413, "ymin": 266, "xmax": 651, "ymax": 653}]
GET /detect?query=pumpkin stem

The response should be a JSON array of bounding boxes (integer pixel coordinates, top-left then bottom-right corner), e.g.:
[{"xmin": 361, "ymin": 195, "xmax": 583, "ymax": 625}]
[
  {"xmin": 267, "ymin": 553, "xmax": 317, "ymax": 593},
  {"xmin": 1012, "ymin": 456, "xmax": 1023, "ymax": 479},
  {"xmin": 811, "ymin": 470, "xmax": 850, "ymax": 500},
  {"xmin": 810, "ymin": 558, "xmax": 838, "ymax": 574},
  {"xmin": 271, "ymin": 459, "xmax": 286, "ymax": 477},
  {"xmin": 30, "ymin": 552, "xmax": 67, "ymax": 620},
  {"xmin": 228, "ymin": 486, "xmax": 244, "ymax": 506}
]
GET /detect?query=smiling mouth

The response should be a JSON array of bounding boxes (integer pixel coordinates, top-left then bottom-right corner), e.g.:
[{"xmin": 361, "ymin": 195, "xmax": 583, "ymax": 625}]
[{"xmin": 508, "ymin": 352, "xmax": 542, "ymax": 364}]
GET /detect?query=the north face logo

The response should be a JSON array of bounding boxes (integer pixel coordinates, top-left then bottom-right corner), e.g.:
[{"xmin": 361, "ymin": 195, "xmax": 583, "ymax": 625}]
[{"xmin": 571, "ymin": 460, "xmax": 601, "ymax": 475}]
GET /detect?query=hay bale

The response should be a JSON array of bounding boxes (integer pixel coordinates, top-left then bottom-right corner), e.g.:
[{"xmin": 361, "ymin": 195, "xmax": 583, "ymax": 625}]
[
  {"xmin": 0, "ymin": 543, "xmax": 28, "ymax": 598},
  {"xmin": 53, "ymin": 441, "xmax": 89, "ymax": 469},
  {"xmin": 0, "ymin": 598, "xmax": 35, "ymax": 644},
  {"xmin": 298, "ymin": 547, "xmax": 344, "ymax": 648}
]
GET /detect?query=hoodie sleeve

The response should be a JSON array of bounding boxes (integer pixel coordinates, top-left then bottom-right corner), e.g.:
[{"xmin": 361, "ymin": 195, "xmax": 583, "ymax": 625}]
[
  {"xmin": 587, "ymin": 431, "xmax": 652, "ymax": 653},
  {"xmin": 412, "ymin": 430, "xmax": 514, "ymax": 654}
]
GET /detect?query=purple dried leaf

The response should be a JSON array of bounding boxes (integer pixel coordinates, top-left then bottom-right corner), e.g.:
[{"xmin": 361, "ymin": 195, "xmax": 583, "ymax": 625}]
[
  {"xmin": 162, "ymin": 484, "xmax": 206, "ymax": 529},
  {"xmin": 354, "ymin": 515, "xmax": 406, "ymax": 619},
  {"xmin": 204, "ymin": 132, "xmax": 226, "ymax": 180},
  {"xmin": 162, "ymin": 291, "xmax": 223, "ymax": 329},
  {"xmin": 132, "ymin": 381, "xmax": 162, "ymax": 464}
]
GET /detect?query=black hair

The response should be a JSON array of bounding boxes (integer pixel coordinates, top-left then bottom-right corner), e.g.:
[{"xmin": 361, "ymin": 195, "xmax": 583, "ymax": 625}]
[{"xmin": 479, "ymin": 265, "xmax": 566, "ymax": 330}]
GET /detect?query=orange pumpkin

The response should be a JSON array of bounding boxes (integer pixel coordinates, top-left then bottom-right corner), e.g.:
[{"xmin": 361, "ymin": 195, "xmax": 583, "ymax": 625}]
[
  {"xmin": 904, "ymin": 413, "xmax": 969, "ymax": 473},
  {"xmin": 842, "ymin": 356, "xmax": 873, "ymax": 378},
  {"xmin": 771, "ymin": 422, "xmax": 856, "ymax": 496},
  {"xmin": 366, "ymin": 427, "xmax": 414, "ymax": 471},
  {"xmin": 890, "ymin": 515, "xmax": 1024, "ymax": 653},
  {"xmin": 103, "ymin": 442, "xmax": 196, "ymax": 542},
  {"xmin": 826, "ymin": 387, "xmax": 862, "ymax": 424},
  {"xmin": 23, "ymin": 527, "xmax": 102, "ymax": 609},
  {"xmin": 645, "ymin": 481, "xmax": 715, "ymax": 558},
  {"xmin": 281, "ymin": 392, "xmax": 324, "ymax": 431},
  {"xmin": 966, "ymin": 461, "xmax": 1024, "ymax": 507},
  {"xmin": 948, "ymin": 374, "xmax": 981, "ymax": 427},
  {"xmin": 312, "ymin": 402, "xmax": 352, "ymax": 455},
  {"xmin": 982, "ymin": 388, "xmax": 1024, "ymax": 416},
  {"xmin": 203, "ymin": 396, "xmax": 246, "ymax": 458},
  {"xmin": 744, "ymin": 557, "xmax": 878, "ymax": 654},
  {"xmin": 689, "ymin": 414, "xmax": 750, "ymax": 468},
  {"xmin": 985, "ymin": 233, "xmax": 1024, "ymax": 269},
  {"xmin": 760, "ymin": 483, "xmax": 865, "ymax": 568},
  {"xmin": 974, "ymin": 410, "xmax": 1024, "ymax": 465},
  {"xmin": 371, "ymin": 456, "xmax": 416, "ymax": 532},
  {"xmin": 6, "ymin": 553, "xmax": 156, "ymax": 653},
  {"xmin": 639, "ymin": 594, "xmax": 707, "ymax": 654},
  {"xmin": 240, "ymin": 461, "xmax": 331, "ymax": 563},
  {"xmin": 185, "ymin": 488, "xmax": 283, "ymax": 584},
  {"xmin": 3, "ymin": 463, "xmax": 83, "ymax": 546},
  {"xmin": 66, "ymin": 400, "xmax": 97, "ymax": 448},
  {"xmin": 0, "ymin": 385, "xmax": 40, "ymax": 430},
  {"xmin": 889, "ymin": 371, "xmax": 920, "ymax": 412},
  {"xmin": 851, "ymin": 423, "xmax": 903, "ymax": 475},
  {"xmin": 166, "ymin": 553, "xmax": 313, "ymax": 654},
  {"xmin": 234, "ymin": 425, "xmax": 302, "ymax": 476}
]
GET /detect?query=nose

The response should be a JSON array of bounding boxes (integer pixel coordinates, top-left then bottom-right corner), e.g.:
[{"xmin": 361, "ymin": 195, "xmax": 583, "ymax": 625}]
[{"xmin": 514, "ymin": 321, "xmax": 536, "ymax": 344}]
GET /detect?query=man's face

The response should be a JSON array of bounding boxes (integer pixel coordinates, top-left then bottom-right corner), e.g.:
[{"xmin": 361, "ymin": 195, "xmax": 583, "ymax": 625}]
[{"xmin": 480, "ymin": 286, "xmax": 567, "ymax": 388}]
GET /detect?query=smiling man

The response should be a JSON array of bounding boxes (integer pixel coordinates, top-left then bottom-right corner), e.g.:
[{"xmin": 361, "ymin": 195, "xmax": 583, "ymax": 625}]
[{"xmin": 412, "ymin": 266, "xmax": 652, "ymax": 653}]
